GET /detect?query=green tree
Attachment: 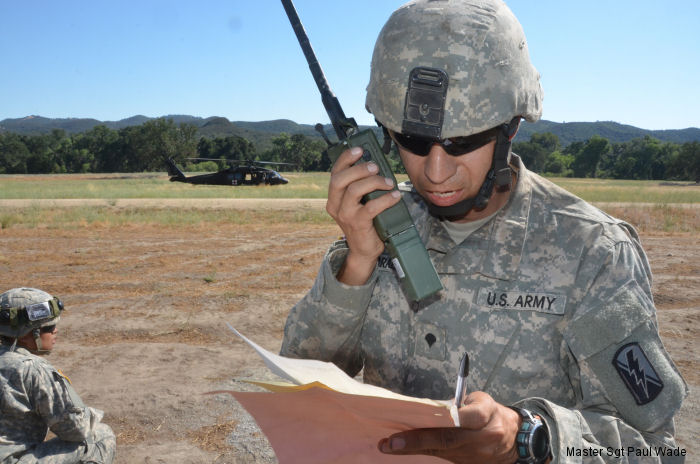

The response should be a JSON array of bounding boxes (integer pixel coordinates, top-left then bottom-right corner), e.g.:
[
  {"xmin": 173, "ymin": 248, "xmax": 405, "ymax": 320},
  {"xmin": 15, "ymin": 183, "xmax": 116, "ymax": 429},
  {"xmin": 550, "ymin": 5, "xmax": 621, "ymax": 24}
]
[
  {"xmin": 112, "ymin": 118, "xmax": 198, "ymax": 172},
  {"xmin": 0, "ymin": 133, "xmax": 31, "ymax": 173},
  {"xmin": 603, "ymin": 136, "xmax": 667, "ymax": 180},
  {"xmin": 197, "ymin": 137, "xmax": 214, "ymax": 159},
  {"xmin": 386, "ymin": 144, "xmax": 406, "ymax": 174},
  {"xmin": 571, "ymin": 135, "xmax": 611, "ymax": 178},
  {"xmin": 19, "ymin": 130, "xmax": 68, "ymax": 173},
  {"xmin": 191, "ymin": 135, "xmax": 256, "ymax": 167},
  {"xmin": 542, "ymin": 151, "xmax": 574, "ymax": 177},
  {"xmin": 667, "ymin": 141, "xmax": 700, "ymax": 182},
  {"xmin": 651, "ymin": 143, "xmax": 678, "ymax": 180},
  {"xmin": 212, "ymin": 136, "xmax": 256, "ymax": 162},
  {"xmin": 78, "ymin": 125, "xmax": 120, "ymax": 172},
  {"xmin": 264, "ymin": 133, "xmax": 325, "ymax": 171},
  {"xmin": 512, "ymin": 132, "xmax": 560, "ymax": 172}
]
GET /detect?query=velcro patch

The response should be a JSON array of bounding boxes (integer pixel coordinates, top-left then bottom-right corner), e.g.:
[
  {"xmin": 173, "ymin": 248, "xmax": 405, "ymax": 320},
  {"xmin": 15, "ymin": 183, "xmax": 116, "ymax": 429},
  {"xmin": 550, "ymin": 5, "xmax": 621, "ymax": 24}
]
[
  {"xmin": 378, "ymin": 253, "xmax": 406, "ymax": 279},
  {"xmin": 477, "ymin": 288, "xmax": 566, "ymax": 315},
  {"xmin": 613, "ymin": 343, "xmax": 664, "ymax": 405},
  {"xmin": 377, "ymin": 253, "xmax": 395, "ymax": 271}
]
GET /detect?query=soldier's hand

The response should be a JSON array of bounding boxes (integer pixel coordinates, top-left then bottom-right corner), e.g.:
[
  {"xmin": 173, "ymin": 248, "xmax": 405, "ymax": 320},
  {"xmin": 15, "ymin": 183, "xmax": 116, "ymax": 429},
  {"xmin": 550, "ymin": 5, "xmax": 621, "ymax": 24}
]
[
  {"xmin": 326, "ymin": 146, "xmax": 401, "ymax": 286},
  {"xmin": 378, "ymin": 391, "xmax": 521, "ymax": 464}
]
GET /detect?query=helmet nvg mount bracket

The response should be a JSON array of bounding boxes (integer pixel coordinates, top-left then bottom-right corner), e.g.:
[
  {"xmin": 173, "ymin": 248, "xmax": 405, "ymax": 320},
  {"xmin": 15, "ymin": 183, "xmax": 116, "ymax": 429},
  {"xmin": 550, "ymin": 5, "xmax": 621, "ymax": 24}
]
[{"xmin": 402, "ymin": 66, "xmax": 450, "ymax": 139}]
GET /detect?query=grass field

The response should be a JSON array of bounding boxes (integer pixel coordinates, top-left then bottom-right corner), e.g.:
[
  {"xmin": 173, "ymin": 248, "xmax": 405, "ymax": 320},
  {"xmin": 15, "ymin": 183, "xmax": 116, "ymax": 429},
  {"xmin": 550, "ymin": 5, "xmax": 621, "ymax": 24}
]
[
  {"xmin": 549, "ymin": 177, "xmax": 700, "ymax": 203},
  {"xmin": 0, "ymin": 172, "xmax": 698, "ymax": 202},
  {"xmin": 1, "ymin": 172, "xmax": 698, "ymax": 232},
  {"xmin": 0, "ymin": 172, "xmax": 333, "ymax": 200},
  {"xmin": 1, "ymin": 175, "xmax": 698, "ymax": 462}
]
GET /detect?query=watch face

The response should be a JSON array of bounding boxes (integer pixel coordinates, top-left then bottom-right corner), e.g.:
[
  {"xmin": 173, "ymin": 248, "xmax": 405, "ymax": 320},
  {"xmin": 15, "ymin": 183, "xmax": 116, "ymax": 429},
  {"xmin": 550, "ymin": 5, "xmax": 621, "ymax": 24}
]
[
  {"xmin": 531, "ymin": 424, "xmax": 549, "ymax": 459},
  {"xmin": 511, "ymin": 408, "xmax": 550, "ymax": 463}
]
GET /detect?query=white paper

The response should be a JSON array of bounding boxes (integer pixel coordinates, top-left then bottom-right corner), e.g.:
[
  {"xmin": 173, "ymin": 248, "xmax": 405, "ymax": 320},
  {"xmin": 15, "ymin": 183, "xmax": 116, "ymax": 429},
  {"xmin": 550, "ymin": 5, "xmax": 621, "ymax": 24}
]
[{"xmin": 226, "ymin": 323, "xmax": 449, "ymax": 409}]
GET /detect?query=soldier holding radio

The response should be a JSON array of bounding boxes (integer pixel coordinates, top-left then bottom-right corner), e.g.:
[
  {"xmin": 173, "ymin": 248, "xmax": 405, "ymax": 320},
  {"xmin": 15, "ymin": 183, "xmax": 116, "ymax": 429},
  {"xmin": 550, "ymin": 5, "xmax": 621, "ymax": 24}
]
[{"xmin": 280, "ymin": 1, "xmax": 687, "ymax": 462}]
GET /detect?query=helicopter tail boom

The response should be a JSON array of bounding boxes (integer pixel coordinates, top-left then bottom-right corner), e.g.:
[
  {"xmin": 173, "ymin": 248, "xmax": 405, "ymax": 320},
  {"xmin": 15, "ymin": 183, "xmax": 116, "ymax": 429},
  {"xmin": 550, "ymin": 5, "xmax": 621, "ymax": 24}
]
[{"xmin": 166, "ymin": 158, "xmax": 187, "ymax": 181}]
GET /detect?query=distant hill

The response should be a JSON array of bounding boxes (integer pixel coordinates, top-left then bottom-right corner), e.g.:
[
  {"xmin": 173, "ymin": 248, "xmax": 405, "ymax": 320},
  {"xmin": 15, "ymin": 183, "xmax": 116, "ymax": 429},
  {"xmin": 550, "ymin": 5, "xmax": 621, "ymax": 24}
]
[
  {"xmin": 233, "ymin": 119, "xmax": 700, "ymax": 146},
  {"xmin": 0, "ymin": 116, "xmax": 105, "ymax": 134},
  {"xmin": 516, "ymin": 120, "xmax": 700, "ymax": 146},
  {"xmin": 1, "ymin": 115, "xmax": 698, "ymax": 148}
]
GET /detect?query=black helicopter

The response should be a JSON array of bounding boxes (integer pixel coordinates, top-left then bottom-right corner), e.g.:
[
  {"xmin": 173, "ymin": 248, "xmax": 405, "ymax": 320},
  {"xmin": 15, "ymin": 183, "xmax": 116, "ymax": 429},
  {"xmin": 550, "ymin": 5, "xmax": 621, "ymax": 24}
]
[{"xmin": 166, "ymin": 158, "xmax": 291, "ymax": 186}]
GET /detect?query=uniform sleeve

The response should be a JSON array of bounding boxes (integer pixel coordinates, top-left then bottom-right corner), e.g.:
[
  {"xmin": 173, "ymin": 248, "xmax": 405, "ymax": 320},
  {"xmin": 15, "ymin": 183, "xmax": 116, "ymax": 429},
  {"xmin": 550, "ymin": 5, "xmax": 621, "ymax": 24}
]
[
  {"xmin": 28, "ymin": 364, "xmax": 103, "ymax": 442},
  {"xmin": 517, "ymin": 230, "xmax": 688, "ymax": 463},
  {"xmin": 280, "ymin": 240, "xmax": 378, "ymax": 376}
]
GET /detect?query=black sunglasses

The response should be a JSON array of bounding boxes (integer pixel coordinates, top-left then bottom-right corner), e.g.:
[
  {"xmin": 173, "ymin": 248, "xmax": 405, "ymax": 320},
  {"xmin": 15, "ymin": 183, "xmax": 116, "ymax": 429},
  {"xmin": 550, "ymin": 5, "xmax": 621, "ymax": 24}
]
[
  {"xmin": 40, "ymin": 325, "xmax": 57, "ymax": 334},
  {"xmin": 389, "ymin": 127, "xmax": 500, "ymax": 157}
]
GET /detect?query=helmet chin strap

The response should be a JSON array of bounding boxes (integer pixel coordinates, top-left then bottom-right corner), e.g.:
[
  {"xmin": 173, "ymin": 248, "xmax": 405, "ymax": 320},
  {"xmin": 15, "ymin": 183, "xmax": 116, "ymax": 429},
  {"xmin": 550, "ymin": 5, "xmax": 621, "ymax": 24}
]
[
  {"xmin": 426, "ymin": 117, "xmax": 521, "ymax": 221},
  {"xmin": 30, "ymin": 328, "xmax": 51, "ymax": 355}
]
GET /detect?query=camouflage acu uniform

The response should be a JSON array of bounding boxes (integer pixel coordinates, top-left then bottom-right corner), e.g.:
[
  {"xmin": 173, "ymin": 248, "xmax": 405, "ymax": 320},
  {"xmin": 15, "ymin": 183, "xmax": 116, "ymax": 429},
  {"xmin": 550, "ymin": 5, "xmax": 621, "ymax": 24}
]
[
  {"xmin": 281, "ymin": 156, "xmax": 688, "ymax": 463},
  {"xmin": 0, "ymin": 345, "xmax": 115, "ymax": 464}
]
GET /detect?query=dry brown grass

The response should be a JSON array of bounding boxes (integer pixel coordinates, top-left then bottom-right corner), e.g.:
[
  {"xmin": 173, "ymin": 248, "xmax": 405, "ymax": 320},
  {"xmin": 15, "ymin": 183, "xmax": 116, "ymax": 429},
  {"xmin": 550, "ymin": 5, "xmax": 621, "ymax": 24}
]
[
  {"xmin": 188, "ymin": 419, "xmax": 239, "ymax": 453},
  {"xmin": 600, "ymin": 204, "xmax": 699, "ymax": 233},
  {"xmin": 1, "ymin": 199, "xmax": 697, "ymax": 461}
]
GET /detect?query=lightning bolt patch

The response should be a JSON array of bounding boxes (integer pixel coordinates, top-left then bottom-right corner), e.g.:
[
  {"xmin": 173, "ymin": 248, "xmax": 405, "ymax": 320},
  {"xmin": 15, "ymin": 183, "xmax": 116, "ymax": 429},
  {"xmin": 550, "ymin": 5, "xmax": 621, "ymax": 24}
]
[{"xmin": 613, "ymin": 343, "xmax": 664, "ymax": 405}]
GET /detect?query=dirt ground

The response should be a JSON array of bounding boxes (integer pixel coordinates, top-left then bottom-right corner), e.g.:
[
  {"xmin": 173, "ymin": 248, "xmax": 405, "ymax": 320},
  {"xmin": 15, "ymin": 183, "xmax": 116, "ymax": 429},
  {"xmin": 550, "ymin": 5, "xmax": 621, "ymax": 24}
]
[{"xmin": 0, "ymin": 200, "xmax": 697, "ymax": 463}]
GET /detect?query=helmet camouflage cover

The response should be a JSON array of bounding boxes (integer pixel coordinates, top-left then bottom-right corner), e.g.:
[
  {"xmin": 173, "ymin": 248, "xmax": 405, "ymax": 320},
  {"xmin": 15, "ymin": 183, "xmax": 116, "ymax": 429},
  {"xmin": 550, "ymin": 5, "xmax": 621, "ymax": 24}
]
[
  {"xmin": 366, "ymin": 0, "xmax": 543, "ymax": 139},
  {"xmin": 0, "ymin": 288, "xmax": 62, "ymax": 338}
]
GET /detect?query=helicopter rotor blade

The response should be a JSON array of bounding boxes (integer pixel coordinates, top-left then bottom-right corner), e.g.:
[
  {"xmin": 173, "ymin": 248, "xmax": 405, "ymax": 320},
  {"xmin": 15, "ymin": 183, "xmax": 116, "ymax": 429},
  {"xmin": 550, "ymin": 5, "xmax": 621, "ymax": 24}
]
[
  {"xmin": 185, "ymin": 158, "xmax": 296, "ymax": 167},
  {"xmin": 185, "ymin": 157, "xmax": 236, "ymax": 162},
  {"xmin": 253, "ymin": 161, "xmax": 296, "ymax": 166}
]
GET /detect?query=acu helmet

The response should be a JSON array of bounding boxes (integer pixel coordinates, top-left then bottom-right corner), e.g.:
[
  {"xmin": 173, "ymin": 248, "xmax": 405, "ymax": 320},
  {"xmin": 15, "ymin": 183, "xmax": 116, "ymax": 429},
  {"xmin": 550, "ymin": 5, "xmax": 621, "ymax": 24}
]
[
  {"xmin": 0, "ymin": 287, "xmax": 63, "ymax": 353},
  {"xmin": 365, "ymin": 0, "xmax": 543, "ymax": 218}
]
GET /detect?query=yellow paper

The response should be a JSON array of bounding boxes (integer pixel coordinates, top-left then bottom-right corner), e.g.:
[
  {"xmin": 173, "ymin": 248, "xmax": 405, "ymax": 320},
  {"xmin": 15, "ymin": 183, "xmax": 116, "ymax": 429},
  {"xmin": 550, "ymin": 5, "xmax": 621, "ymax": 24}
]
[{"xmin": 242, "ymin": 379, "xmax": 334, "ymax": 393}]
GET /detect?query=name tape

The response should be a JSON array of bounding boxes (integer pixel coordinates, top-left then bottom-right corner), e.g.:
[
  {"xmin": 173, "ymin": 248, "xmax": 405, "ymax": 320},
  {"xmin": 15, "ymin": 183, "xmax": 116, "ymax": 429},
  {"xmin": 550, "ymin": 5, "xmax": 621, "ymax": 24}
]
[{"xmin": 477, "ymin": 288, "xmax": 566, "ymax": 315}]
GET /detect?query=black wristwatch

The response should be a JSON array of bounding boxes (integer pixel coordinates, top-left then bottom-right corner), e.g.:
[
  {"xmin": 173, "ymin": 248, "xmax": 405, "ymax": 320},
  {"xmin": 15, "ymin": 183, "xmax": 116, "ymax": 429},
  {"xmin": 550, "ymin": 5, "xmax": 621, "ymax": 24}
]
[{"xmin": 510, "ymin": 407, "xmax": 550, "ymax": 464}]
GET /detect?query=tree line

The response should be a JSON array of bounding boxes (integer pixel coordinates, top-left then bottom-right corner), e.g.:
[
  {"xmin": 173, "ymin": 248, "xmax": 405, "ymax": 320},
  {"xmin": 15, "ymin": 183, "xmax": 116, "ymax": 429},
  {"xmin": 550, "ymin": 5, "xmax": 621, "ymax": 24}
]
[
  {"xmin": 0, "ymin": 118, "xmax": 329, "ymax": 174},
  {"xmin": 513, "ymin": 133, "xmax": 699, "ymax": 182},
  {"xmin": 0, "ymin": 117, "xmax": 698, "ymax": 182}
]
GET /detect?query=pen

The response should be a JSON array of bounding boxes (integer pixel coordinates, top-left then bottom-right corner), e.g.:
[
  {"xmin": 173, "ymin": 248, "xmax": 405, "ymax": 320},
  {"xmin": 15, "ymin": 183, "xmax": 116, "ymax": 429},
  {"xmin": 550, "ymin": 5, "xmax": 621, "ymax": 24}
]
[{"xmin": 452, "ymin": 352, "xmax": 469, "ymax": 427}]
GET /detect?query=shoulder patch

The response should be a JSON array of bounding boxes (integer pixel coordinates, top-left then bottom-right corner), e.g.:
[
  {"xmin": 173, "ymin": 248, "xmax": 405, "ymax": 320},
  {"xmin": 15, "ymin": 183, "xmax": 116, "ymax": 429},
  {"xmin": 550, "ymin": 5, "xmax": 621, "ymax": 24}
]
[
  {"xmin": 53, "ymin": 369, "xmax": 72, "ymax": 384},
  {"xmin": 53, "ymin": 369, "xmax": 71, "ymax": 384},
  {"xmin": 613, "ymin": 343, "xmax": 663, "ymax": 405}
]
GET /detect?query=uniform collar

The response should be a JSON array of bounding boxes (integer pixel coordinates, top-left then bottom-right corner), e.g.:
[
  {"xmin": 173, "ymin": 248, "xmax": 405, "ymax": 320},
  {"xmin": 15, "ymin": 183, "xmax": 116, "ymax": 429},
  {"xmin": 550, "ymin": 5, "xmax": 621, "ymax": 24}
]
[{"xmin": 0, "ymin": 343, "xmax": 32, "ymax": 356}]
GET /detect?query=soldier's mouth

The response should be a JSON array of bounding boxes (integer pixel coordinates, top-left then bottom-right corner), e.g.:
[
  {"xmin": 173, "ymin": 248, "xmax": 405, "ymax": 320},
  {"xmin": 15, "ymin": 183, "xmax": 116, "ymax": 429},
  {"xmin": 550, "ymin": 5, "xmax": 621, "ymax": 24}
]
[{"xmin": 426, "ymin": 190, "xmax": 462, "ymax": 206}]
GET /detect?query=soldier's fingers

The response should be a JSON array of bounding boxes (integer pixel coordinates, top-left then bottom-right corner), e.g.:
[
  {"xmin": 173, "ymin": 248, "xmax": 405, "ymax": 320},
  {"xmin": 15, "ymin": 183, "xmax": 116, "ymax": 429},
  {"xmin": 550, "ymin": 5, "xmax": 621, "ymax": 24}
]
[
  {"xmin": 336, "ymin": 189, "xmax": 401, "ymax": 230},
  {"xmin": 327, "ymin": 162, "xmax": 379, "ymax": 215},
  {"xmin": 379, "ymin": 427, "xmax": 473, "ymax": 454},
  {"xmin": 459, "ymin": 392, "xmax": 496, "ymax": 430},
  {"xmin": 334, "ymin": 179, "xmax": 397, "ymax": 228},
  {"xmin": 345, "ymin": 174, "xmax": 394, "ymax": 204},
  {"xmin": 327, "ymin": 170, "xmax": 393, "ymax": 218},
  {"xmin": 358, "ymin": 190, "xmax": 402, "ymax": 221},
  {"xmin": 330, "ymin": 160, "xmax": 384, "ymax": 194},
  {"xmin": 330, "ymin": 146, "xmax": 364, "ymax": 175}
]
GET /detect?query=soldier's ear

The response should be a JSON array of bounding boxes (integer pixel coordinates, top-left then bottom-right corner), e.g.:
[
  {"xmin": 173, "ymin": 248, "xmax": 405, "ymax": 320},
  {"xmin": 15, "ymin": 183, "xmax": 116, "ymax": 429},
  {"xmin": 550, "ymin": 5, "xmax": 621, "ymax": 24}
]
[{"xmin": 17, "ymin": 332, "xmax": 37, "ymax": 350}]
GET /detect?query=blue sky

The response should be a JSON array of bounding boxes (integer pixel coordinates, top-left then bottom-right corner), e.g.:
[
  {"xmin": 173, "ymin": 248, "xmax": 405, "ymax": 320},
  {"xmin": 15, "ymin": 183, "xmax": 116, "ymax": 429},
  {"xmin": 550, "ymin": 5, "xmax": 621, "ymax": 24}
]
[{"xmin": 1, "ymin": 0, "xmax": 698, "ymax": 130}]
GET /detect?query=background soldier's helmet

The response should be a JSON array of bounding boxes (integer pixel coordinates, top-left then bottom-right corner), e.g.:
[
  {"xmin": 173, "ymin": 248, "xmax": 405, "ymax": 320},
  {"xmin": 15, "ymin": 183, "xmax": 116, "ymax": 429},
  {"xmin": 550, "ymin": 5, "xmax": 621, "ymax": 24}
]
[
  {"xmin": 0, "ymin": 288, "xmax": 63, "ymax": 338},
  {"xmin": 365, "ymin": 0, "xmax": 544, "ymax": 139}
]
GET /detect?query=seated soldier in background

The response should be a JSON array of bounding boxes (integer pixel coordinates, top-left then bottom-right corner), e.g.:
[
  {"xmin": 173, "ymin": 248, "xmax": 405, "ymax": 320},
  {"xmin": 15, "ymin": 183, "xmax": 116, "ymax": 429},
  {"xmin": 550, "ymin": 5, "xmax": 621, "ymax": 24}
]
[{"xmin": 0, "ymin": 287, "xmax": 116, "ymax": 464}]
